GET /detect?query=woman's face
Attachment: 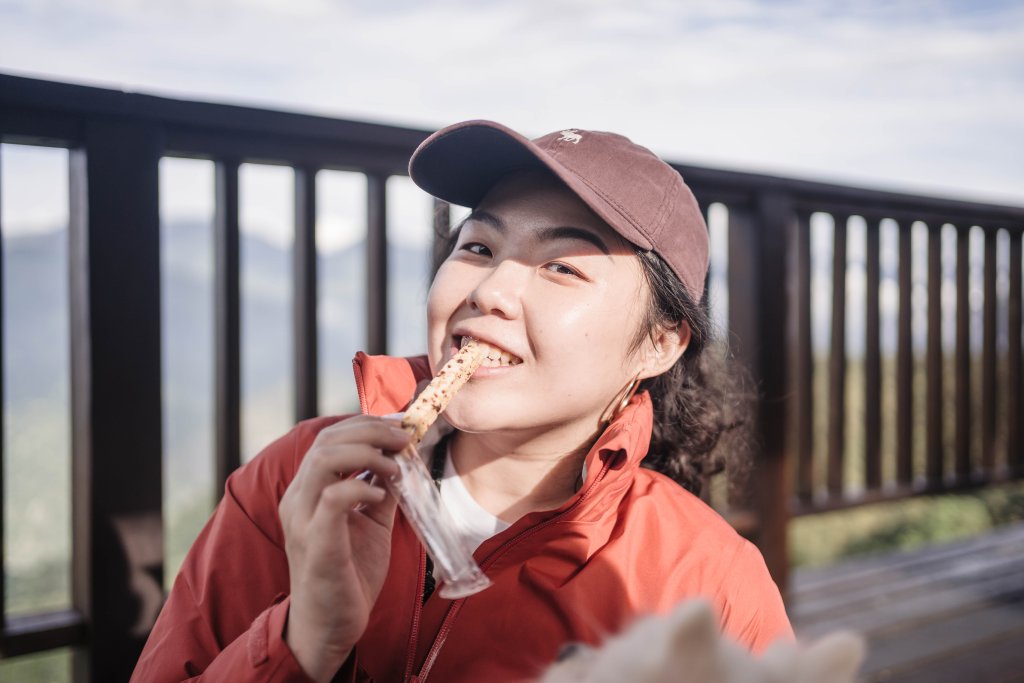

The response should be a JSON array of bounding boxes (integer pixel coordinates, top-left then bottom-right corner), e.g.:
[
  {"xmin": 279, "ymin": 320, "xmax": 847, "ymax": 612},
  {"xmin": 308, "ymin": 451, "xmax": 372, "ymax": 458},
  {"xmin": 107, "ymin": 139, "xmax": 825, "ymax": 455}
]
[{"xmin": 426, "ymin": 171, "xmax": 654, "ymax": 439}]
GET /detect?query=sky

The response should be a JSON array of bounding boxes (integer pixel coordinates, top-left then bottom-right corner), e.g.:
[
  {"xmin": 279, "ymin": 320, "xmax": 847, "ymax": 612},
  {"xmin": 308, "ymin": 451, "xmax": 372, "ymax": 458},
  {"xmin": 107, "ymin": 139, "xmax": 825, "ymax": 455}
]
[{"xmin": 1, "ymin": 0, "xmax": 1023, "ymax": 213}]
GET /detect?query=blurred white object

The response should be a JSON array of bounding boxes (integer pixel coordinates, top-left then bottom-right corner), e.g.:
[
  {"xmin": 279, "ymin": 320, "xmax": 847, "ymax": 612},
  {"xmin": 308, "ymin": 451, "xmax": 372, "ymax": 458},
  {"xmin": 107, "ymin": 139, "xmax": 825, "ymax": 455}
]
[{"xmin": 538, "ymin": 599, "xmax": 864, "ymax": 683}]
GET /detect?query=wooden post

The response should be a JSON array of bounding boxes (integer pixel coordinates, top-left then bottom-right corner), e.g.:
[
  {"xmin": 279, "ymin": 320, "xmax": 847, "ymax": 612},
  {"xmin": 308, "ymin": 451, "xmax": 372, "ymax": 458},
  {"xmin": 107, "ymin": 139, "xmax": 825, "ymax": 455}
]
[
  {"xmin": 69, "ymin": 119, "xmax": 164, "ymax": 682},
  {"xmin": 727, "ymin": 191, "xmax": 794, "ymax": 598}
]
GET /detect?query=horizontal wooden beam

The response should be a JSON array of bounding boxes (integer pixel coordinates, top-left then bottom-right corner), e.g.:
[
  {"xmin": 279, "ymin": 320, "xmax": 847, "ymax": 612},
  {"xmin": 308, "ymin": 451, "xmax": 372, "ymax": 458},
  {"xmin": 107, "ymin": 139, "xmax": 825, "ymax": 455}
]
[
  {"xmin": 0, "ymin": 611, "xmax": 88, "ymax": 659},
  {"xmin": 0, "ymin": 73, "xmax": 428, "ymax": 155},
  {"xmin": 2, "ymin": 73, "xmax": 1020, "ymax": 225}
]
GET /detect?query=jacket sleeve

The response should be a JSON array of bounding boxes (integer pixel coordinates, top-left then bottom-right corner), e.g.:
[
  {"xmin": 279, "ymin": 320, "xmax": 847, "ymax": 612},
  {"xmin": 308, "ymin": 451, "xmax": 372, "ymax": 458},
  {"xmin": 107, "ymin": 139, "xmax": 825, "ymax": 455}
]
[
  {"xmin": 717, "ymin": 540, "xmax": 795, "ymax": 654},
  {"xmin": 131, "ymin": 420, "xmax": 356, "ymax": 683}
]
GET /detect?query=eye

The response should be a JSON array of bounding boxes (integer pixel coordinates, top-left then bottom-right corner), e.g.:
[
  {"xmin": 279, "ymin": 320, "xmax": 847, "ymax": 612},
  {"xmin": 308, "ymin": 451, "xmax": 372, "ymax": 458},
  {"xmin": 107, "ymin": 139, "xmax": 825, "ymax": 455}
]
[
  {"xmin": 461, "ymin": 242, "xmax": 492, "ymax": 257},
  {"xmin": 545, "ymin": 262, "xmax": 582, "ymax": 278}
]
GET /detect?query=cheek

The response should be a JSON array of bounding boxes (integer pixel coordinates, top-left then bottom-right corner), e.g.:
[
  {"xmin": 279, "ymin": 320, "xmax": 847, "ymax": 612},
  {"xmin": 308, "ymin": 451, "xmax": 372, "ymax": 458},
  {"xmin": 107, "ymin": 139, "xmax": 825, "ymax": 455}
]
[
  {"xmin": 426, "ymin": 267, "xmax": 463, "ymax": 354},
  {"xmin": 533, "ymin": 295, "xmax": 641, "ymax": 378}
]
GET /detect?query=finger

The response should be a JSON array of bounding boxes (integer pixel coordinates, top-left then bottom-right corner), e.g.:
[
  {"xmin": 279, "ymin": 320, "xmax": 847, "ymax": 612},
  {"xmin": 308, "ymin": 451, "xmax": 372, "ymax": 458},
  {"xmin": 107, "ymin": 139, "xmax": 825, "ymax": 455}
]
[
  {"xmin": 299, "ymin": 422, "xmax": 409, "ymax": 486},
  {"xmin": 306, "ymin": 479, "xmax": 389, "ymax": 557},
  {"xmin": 315, "ymin": 444, "xmax": 401, "ymax": 480},
  {"xmin": 295, "ymin": 444, "xmax": 400, "ymax": 518},
  {"xmin": 312, "ymin": 418, "xmax": 411, "ymax": 452}
]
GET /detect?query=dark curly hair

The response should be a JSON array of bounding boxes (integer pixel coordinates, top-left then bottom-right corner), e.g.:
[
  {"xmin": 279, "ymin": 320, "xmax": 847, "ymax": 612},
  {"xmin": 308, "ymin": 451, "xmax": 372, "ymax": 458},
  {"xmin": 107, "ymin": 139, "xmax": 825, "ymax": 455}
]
[
  {"xmin": 630, "ymin": 249, "xmax": 753, "ymax": 495},
  {"xmin": 432, "ymin": 202, "xmax": 753, "ymax": 497}
]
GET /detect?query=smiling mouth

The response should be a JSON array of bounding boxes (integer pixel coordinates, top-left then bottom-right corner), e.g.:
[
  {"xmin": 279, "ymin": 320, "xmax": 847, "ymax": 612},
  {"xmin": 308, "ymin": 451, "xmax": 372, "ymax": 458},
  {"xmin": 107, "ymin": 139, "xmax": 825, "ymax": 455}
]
[{"xmin": 458, "ymin": 335, "xmax": 523, "ymax": 368}]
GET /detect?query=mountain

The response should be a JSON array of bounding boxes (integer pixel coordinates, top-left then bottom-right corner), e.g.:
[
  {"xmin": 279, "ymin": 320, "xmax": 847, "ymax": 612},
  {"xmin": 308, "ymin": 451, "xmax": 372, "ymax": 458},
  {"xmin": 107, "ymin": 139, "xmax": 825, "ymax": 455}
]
[{"xmin": 4, "ymin": 220, "xmax": 433, "ymax": 506}]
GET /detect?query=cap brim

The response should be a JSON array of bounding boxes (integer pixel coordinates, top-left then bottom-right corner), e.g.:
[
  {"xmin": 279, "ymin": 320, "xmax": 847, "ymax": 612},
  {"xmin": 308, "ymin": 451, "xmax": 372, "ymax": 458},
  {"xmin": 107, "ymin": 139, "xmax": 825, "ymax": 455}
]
[{"xmin": 409, "ymin": 120, "xmax": 548, "ymax": 208}]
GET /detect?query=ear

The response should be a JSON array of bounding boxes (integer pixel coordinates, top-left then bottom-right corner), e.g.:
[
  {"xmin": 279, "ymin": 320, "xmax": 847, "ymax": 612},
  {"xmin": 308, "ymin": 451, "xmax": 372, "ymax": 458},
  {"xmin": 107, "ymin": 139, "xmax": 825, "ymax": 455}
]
[{"xmin": 637, "ymin": 320, "xmax": 691, "ymax": 380}]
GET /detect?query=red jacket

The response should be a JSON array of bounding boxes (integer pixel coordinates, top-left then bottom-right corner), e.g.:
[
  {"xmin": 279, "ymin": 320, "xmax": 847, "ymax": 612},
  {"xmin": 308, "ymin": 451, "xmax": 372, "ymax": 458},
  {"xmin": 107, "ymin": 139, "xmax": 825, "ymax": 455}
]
[{"xmin": 133, "ymin": 353, "xmax": 793, "ymax": 682}]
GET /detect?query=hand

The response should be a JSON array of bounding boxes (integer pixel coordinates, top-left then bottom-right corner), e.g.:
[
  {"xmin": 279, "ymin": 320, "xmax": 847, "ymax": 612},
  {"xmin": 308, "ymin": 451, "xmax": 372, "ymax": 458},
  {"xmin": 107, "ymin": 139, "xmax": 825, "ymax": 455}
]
[{"xmin": 278, "ymin": 416, "xmax": 410, "ymax": 682}]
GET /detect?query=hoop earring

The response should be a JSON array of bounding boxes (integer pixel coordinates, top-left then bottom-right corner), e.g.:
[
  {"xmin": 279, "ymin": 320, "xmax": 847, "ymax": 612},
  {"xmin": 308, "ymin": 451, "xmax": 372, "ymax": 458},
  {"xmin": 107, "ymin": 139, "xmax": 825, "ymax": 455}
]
[{"xmin": 600, "ymin": 374, "xmax": 642, "ymax": 425}]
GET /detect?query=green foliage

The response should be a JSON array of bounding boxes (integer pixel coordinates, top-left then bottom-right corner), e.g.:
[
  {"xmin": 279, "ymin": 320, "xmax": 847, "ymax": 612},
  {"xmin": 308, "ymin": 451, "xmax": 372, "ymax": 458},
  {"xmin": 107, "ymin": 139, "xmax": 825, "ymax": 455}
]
[
  {"xmin": 980, "ymin": 483, "xmax": 1024, "ymax": 526},
  {"xmin": 5, "ymin": 557, "xmax": 69, "ymax": 617},
  {"xmin": 165, "ymin": 492, "xmax": 216, "ymax": 591},
  {"xmin": 0, "ymin": 648, "xmax": 71, "ymax": 683},
  {"xmin": 790, "ymin": 481, "xmax": 1024, "ymax": 568}
]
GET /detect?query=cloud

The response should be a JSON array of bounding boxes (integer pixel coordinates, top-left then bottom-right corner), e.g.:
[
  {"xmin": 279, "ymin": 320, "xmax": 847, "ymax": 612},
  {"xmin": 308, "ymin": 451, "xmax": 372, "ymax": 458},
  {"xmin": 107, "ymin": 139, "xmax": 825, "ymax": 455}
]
[{"xmin": 1, "ymin": 0, "xmax": 1023, "ymax": 205}]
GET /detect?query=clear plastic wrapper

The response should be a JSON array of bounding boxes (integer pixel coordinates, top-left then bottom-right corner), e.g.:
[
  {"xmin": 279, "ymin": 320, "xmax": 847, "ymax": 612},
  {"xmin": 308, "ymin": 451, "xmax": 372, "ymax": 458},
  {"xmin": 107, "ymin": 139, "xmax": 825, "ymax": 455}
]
[{"xmin": 385, "ymin": 443, "xmax": 491, "ymax": 599}]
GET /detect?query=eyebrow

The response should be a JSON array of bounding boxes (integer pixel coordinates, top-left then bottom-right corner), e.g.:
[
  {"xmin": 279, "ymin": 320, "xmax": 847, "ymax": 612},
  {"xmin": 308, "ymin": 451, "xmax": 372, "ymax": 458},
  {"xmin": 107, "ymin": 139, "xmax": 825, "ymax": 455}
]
[{"xmin": 467, "ymin": 210, "xmax": 611, "ymax": 255}]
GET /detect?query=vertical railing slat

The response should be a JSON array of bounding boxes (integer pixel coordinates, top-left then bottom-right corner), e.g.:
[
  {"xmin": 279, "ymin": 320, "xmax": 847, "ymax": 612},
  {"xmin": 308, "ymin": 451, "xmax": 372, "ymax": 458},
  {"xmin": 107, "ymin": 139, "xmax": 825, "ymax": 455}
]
[
  {"xmin": 366, "ymin": 173, "xmax": 387, "ymax": 355},
  {"xmin": 69, "ymin": 148, "xmax": 90, "ymax": 669},
  {"xmin": 926, "ymin": 223, "xmax": 944, "ymax": 489},
  {"xmin": 897, "ymin": 220, "xmax": 914, "ymax": 487},
  {"xmin": 955, "ymin": 226, "xmax": 971, "ymax": 482},
  {"xmin": 432, "ymin": 198, "xmax": 451, "ymax": 277},
  {"xmin": 981, "ymin": 227, "xmax": 997, "ymax": 477},
  {"xmin": 215, "ymin": 160, "xmax": 241, "ymax": 491},
  {"xmin": 794, "ymin": 212, "xmax": 814, "ymax": 504},
  {"xmin": 294, "ymin": 166, "xmax": 318, "ymax": 421},
  {"xmin": 828, "ymin": 214, "xmax": 848, "ymax": 498},
  {"xmin": 698, "ymin": 201, "xmax": 714, "ymax": 505},
  {"xmin": 0, "ymin": 143, "xmax": 6, "ymax": 627},
  {"xmin": 1009, "ymin": 229, "xmax": 1023, "ymax": 475},
  {"xmin": 865, "ymin": 217, "xmax": 882, "ymax": 491}
]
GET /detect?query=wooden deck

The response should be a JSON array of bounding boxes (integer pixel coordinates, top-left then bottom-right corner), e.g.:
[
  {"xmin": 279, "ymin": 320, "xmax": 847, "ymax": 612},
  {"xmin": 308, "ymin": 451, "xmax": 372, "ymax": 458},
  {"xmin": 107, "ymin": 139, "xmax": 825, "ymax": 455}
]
[{"xmin": 789, "ymin": 521, "xmax": 1024, "ymax": 682}]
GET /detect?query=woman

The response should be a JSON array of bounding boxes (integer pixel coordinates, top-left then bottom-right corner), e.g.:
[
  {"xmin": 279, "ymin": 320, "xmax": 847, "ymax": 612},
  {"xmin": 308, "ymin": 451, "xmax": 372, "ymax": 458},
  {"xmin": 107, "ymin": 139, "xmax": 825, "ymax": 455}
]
[{"xmin": 133, "ymin": 121, "xmax": 792, "ymax": 683}]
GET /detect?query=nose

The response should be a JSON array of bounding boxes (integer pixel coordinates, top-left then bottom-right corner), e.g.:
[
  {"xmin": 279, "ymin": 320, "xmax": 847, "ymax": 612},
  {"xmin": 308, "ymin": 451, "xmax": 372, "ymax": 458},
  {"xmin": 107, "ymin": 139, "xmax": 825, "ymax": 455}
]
[{"xmin": 467, "ymin": 260, "xmax": 526, "ymax": 319}]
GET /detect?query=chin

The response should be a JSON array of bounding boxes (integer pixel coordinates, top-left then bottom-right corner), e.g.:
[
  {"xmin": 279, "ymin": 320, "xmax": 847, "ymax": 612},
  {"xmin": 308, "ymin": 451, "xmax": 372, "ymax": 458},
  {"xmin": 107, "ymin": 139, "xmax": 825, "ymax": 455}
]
[{"xmin": 443, "ymin": 403, "xmax": 505, "ymax": 434}]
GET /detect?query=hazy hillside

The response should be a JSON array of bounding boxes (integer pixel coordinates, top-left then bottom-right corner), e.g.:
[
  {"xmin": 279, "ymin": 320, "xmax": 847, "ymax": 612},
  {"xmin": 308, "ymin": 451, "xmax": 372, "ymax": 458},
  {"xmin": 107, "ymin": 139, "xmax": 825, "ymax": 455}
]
[{"xmin": 4, "ymin": 220, "xmax": 433, "ymax": 596}]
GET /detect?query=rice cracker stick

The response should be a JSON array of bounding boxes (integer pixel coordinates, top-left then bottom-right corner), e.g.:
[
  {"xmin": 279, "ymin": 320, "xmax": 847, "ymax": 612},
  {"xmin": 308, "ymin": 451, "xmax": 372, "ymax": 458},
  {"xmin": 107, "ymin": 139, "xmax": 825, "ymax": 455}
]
[
  {"xmin": 401, "ymin": 339, "xmax": 486, "ymax": 446},
  {"xmin": 386, "ymin": 337, "xmax": 493, "ymax": 598}
]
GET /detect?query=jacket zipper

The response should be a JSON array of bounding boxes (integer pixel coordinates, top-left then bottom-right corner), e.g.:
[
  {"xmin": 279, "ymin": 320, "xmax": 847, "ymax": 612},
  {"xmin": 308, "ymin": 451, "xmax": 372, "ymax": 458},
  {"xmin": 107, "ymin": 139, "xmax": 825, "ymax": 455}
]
[
  {"xmin": 412, "ymin": 455, "xmax": 616, "ymax": 681},
  {"xmin": 353, "ymin": 358, "xmax": 369, "ymax": 415},
  {"xmin": 402, "ymin": 547, "xmax": 428, "ymax": 681}
]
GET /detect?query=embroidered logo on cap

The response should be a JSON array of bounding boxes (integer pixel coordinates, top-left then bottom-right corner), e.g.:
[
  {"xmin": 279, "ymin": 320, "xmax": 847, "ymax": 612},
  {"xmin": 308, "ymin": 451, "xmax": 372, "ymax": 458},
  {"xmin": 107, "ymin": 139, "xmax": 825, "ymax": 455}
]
[{"xmin": 558, "ymin": 129, "xmax": 582, "ymax": 144}]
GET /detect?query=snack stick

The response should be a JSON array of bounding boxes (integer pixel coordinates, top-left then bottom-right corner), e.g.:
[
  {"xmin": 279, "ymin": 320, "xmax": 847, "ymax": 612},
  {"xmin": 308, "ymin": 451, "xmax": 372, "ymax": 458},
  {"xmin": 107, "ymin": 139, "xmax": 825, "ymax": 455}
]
[{"xmin": 401, "ymin": 339, "xmax": 486, "ymax": 445}]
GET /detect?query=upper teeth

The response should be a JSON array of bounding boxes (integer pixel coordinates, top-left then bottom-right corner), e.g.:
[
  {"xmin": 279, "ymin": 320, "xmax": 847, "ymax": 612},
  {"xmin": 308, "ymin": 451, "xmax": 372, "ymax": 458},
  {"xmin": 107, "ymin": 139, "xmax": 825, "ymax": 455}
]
[{"xmin": 461, "ymin": 336, "xmax": 522, "ymax": 367}]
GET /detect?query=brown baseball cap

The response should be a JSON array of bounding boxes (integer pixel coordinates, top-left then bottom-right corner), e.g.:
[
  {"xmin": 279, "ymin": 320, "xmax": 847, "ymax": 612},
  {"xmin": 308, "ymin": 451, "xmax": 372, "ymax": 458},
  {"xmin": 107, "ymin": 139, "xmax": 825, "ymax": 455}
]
[{"xmin": 408, "ymin": 119, "xmax": 709, "ymax": 303}]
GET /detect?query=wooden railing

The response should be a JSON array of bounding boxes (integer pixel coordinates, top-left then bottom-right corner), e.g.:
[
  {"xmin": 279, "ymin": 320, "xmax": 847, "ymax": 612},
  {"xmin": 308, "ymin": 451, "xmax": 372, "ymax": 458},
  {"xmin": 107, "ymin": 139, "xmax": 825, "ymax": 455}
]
[
  {"xmin": 1, "ymin": 72, "xmax": 1022, "ymax": 680},
  {"xmin": 681, "ymin": 172, "xmax": 1024, "ymax": 593}
]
